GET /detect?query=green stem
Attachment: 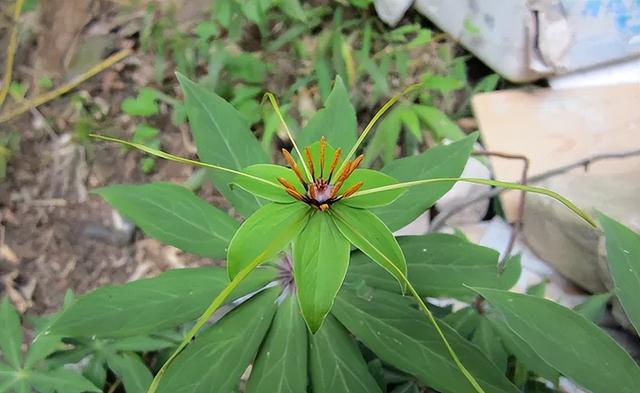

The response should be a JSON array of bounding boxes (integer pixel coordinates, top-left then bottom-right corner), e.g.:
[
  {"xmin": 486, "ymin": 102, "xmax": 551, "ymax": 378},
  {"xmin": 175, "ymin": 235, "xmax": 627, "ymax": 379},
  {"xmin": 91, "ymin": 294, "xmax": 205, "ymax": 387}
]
[
  {"xmin": 262, "ymin": 93, "xmax": 313, "ymax": 182},
  {"xmin": 147, "ymin": 254, "xmax": 264, "ymax": 393},
  {"xmin": 90, "ymin": 134, "xmax": 284, "ymax": 191},
  {"xmin": 336, "ymin": 83, "xmax": 423, "ymax": 176},
  {"xmin": 349, "ymin": 177, "xmax": 597, "ymax": 228}
]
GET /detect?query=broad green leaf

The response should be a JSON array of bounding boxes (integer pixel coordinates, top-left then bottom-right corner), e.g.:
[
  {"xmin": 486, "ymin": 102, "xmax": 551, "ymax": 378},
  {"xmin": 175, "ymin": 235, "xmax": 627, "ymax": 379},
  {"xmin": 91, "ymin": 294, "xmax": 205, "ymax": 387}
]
[
  {"xmin": 330, "ymin": 204, "xmax": 406, "ymax": 290},
  {"xmin": 488, "ymin": 319, "xmax": 558, "ymax": 384},
  {"xmin": 471, "ymin": 317, "xmax": 507, "ymax": 371},
  {"xmin": 0, "ymin": 364, "xmax": 16, "ymax": 387},
  {"xmin": 374, "ymin": 134, "xmax": 476, "ymax": 231},
  {"xmin": 49, "ymin": 266, "xmax": 276, "ymax": 338},
  {"xmin": 341, "ymin": 169, "xmax": 405, "ymax": 208},
  {"xmin": 227, "ymin": 203, "xmax": 311, "ymax": 279},
  {"xmin": 29, "ymin": 368, "xmax": 101, "ymax": 393},
  {"xmin": 121, "ymin": 88, "xmax": 159, "ymax": 117},
  {"xmin": 348, "ymin": 235, "xmax": 520, "ymax": 299},
  {"xmin": 278, "ymin": 0, "xmax": 306, "ymax": 21},
  {"xmin": 96, "ymin": 183, "xmax": 239, "ymax": 259},
  {"xmin": 245, "ymin": 295, "xmax": 307, "ymax": 393},
  {"xmin": 475, "ymin": 287, "xmax": 640, "ymax": 393},
  {"xmin": 109, "ymin": 336, "xmax": 174, "ymax": 352},
  {"xmin": 106, "ymin": 353, "xmax": 152, "ymax": 393},
  {"xmin": 398, "ymin": 105, "xmax": 422, "ymax": 140},
  {"xmin": 526, "ymin": 281, "xmax": 546, "ymax": 297},
  {"xmin": 234, "ymin": 164, "xmax": 302, "ymax": 203},
  {"xmin": 333, "ymin": 288, "xmax": 519, "ymax": 393},
  {"xmin": 0, "ymin": 298, "xmax": 22, "ymax": 369},
  {"xmin": 84, "ymin": 355, "xmax": 107, "ymax": 389},
  {"xmin": 310, "ymin": 314, "xmax": 382, "ymax": 393},
  {"xmin": 391, "ymin": 381, "xmax": 420, "ymax": 393},
  {"xmin": 422, "ymin": 74, "xmax": 464, "ymax": 92},
  {"xmin": 24, "ymin": 334, "xmax": 64, "ymax": 368},
  {"xmin": 599, "ymin": 213, "xmax": 640, "ymax": 335},
  {"xmin": 364, "ymin": 108, "xmax": 402, "ymax": 166},
  {"xmin": 299, "ymin": 76, "xmax": 357, "ymax": 152},
  {"xmin": 177, "ymin": 73, "xmax": 269, "ymax": 217},
  {"xmin": 443, "ymin": 307, "xmax": 481, "ymax": 338},
  {"xmin": 413, "ymin": 105, "xmax": 465, "ymax": 141},
  {"xmin": 157, "ymin": 288, "xmax": 280, "ymax": 393},
  {"xmin": 293, "ymin": 212, "xmax": 350, "ymax": 332},
  {"xmin": 574, "ymin": 293, "xmax": 611, "ymax": 322}
]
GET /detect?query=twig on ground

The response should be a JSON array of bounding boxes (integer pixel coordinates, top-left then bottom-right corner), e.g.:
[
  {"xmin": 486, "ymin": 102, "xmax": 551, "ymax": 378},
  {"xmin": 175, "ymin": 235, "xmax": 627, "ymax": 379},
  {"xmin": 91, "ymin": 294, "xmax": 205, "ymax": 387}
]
[
  {"xmin": 431, "ymin": 148, "xmax": 640, "ymax": 239},
  {"xmin": 0, "ymin": 0, "xmax": 25, "ymax": 110},
  {"xmin": 471, "ymin": 151, "xmax": 529, "ymax": 272},
  {"xmin": 0, "ymin": 48, "xmax": 133, "ymax": 124}
]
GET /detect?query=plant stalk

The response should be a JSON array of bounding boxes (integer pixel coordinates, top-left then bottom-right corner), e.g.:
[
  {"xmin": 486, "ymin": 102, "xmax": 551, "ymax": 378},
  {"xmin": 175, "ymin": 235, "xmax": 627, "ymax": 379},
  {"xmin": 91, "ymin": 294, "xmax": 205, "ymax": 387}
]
[{"xmin": 349, "ymin": 177, "xmax": 597, "ymax": 228}]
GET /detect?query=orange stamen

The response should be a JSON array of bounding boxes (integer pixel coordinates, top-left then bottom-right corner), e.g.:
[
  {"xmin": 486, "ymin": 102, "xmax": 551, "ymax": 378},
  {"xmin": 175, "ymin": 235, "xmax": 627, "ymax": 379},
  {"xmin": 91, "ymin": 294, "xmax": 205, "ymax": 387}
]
[
  {"xmin": 318, "ymin": 203, "xmax": 330, "ymax": 211},
  {"xmin": 286, "ymin": 188, "xmax": 305, "ymax": 201},
  {"xmin": 277, "ymin": 177, "xmax": 296, "ymax": 190},
  {"xmin": 307, "ymin": 184, "xmax": 317, "ymax": 200},
  {"xmin": 305, "ymin": 146, "xmax": 315, "ymax": 181},
  {"xmin": 281, "ymin": 148, "xmax": 307, "ymax": 186},
  {"xmin": 330, "ymin": 179, "xmax": 345, "ymax": 199},
  {"xmin": 341, "ymin": 181, "xmax": 364, "ymax": 198},
  {"xmin": 319, "ymin": 137, "xmax": 326, "ymax": 177},
  {"xmin": 348, "ymin": 154, "xmax": 364, "ymax": 176},
  {"xmin": 327, "ymin": 148, "xmax": 342, "ymax": 182}
]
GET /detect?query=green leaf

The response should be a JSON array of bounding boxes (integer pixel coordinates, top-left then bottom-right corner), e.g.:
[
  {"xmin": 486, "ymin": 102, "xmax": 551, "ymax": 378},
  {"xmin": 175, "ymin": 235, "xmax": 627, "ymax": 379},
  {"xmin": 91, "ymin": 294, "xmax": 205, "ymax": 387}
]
[
  {"xmin": 177, "ymin": 73, "xmax": 269, "ymax": 217},
  {"xmin": 442, "ymin": 307, "xmax": 481, "ymax": 338},
  {"xmin": 488, "ymin": 319, "xmax": 558, "ymax": 384},
  {"xmin": 599, "ymin": 213, "xmax": 640, "ymax": 335},
  {"xmin": 422, "ymin": 74, "xmax": 464, "ymax": 92},
  {"xmin": 49, "ymin": 266, "xmax": 276, "ymax": 338},
  {"xmin": 333, "ymin": 288, "xmax": 519, "ymax": 393},
  {"xmin": 96, "ymin": 182, "xmax": 239, "ymax": 259},
  {"xmin": 106, "ymin": 353, "xmax": 153, "ymax": 393},
  {"xmin": 341, "ymin": 169, "xmax": 405, "ymax": 208},
  {"xmin": 157, "ymin": 288, "xmax": 280, "ymax": 393},
  {"xmin": 413, "ymin": 105, "xmax": 465, "ymax": 141},
  {"xmin": 310, "ymin": 314, "xmax": 382, "ymax": 393},
  {"xmin": 348, "ymin": 234, "xmax": 520, "ymax": 299},
  {"xmin": 471, "ymin": 317, "xmax": 508, "ymax": 371},
  {"xmin": 474, "ymin": 288, "xmax": 640, "ymax": 393},
  {"xmin": 373, "ymin": 134, "xmax": 476, "ymax": 231},
  {"xmin": 364, "ymin": 108, "xmax": 402, "ymax": 166},
  {"xmin": 0, "ymin": 363, "xmax": 17, "ymax": 387},
  {"xmin": 330, "ymin": 204, "xmax": 406, "ymax": 290},
  {"xmin": 573, "ymin": 293, "xmax": 611, "ymax": 322},
  {"xmin": 84, "ymin": 355, "xmax": 107, "ymax": 389},
  {"xmin": 0, "ymin": 298, "xmax": 22, "ymax": 369},
  {"xmin": 293, "ymin": 212, "xmax": 350, "ymax": 332},
  {"xmin": 24, "ymin": 334, "xmax": 64, "ymax": 368},
  {"xmin": 391, "ymin": 381, "xmax": 420, "ymax": 393},
  {"xmin": 227, "ymin": 203, "xmax": 311, "ymax": 279},
  {"xmin": 234, "ymin": 164, "xmax": 302, "ymax": 203},
  {"xmin": 299, "ymin": 76, "xmax": 357, "ymax": 152},
  {"xmin": 398, "ymin": 105, "xmax": 422, "ymax": 140},
  {"xmin": 278, "ymin": 0, "xmax": 306, "ymax": 21},
  {"xmin": 245, "ymin": 295, "xmax": 307, "ymax": 393},
  {"xmin": 29, "ymin": 368, "xmax": 101, "ymax": 393},
  {"xmin": 109, "ymin": 336, "xmax": 174, "ymax": 352},
  {"xmin": 121, "ymin": 88, "xmax": 159, "ymax": 117}
]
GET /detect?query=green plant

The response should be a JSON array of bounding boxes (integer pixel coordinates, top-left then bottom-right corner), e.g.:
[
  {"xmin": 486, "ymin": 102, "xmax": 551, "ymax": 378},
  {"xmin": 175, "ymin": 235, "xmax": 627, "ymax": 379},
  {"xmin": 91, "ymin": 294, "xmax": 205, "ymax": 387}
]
[{"xmin": 7, "ymin": 75, "xmax": 638, "ymax": 393}]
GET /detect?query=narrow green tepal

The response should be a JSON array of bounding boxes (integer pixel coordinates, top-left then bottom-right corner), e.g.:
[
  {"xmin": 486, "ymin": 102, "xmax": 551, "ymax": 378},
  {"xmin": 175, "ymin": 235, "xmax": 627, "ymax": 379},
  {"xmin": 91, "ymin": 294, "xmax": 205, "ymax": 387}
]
[
  {"xmin": 473, "ymin": 287, "xmax": 640, "ymax": 393},
  {"xmin": 599, "ymin": 213, "xmax": 640, "ymax": 335},
  {"xmin": 299, "ymin": 75, "xmax": 357, "ymax": 152},
  {"xmin": 176, "ymin": 72, "xmax": 269, "ymax": 218}
]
